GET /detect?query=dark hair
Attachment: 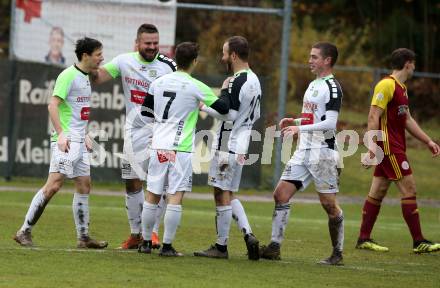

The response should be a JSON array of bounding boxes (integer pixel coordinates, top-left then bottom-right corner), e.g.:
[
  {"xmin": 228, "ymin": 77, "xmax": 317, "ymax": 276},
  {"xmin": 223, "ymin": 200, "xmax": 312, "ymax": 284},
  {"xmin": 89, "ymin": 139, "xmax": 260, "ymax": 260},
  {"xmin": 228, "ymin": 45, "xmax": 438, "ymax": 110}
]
[
  {"xmin": 312, "ymin": 42, "xmax": 338, "ymax": 67},
  {"xmin": 137, "ymin": 23, "xmax": 159, "ymax": 38},
  {"xmin": 390, "ymin": 48, "xmax": 416, "ymax": 70},
  {"xmin": 75, "ymin": 37, "xmax": 102, "ymax": 61},
  {"xmin": 175, "ymin": 42, "xmax": 199, "ymax": 70},
  {"xmin": 226, "ymin": 36, "xmax": 249, "ymax": 61}
]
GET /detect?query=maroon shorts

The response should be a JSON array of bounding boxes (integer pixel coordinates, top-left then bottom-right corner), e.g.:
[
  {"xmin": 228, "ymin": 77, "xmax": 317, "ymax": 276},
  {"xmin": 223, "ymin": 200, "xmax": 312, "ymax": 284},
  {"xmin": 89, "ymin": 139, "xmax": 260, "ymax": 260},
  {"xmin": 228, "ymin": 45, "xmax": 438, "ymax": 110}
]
[{"xmin": 374, "ymin": 153, "xmax": 412, "ymax": 180}]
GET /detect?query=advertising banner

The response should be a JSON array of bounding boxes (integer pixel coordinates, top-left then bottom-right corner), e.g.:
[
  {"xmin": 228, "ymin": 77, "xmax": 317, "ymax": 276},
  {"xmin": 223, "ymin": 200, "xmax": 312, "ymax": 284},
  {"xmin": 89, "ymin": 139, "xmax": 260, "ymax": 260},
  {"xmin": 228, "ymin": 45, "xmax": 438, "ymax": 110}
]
[{"xmin": 11, "ymin": 0, "xmax": 177, "ymax": 66}]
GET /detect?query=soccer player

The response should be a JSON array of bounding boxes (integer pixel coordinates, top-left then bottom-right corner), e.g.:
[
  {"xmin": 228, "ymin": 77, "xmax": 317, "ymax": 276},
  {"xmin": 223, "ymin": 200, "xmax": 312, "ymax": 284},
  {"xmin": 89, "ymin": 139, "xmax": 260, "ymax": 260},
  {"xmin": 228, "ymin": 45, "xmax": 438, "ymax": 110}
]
[
  {"xmin": 138, "ymin": 42, "xmax": 230, "ymax": 256},
  {"xmin": 91, "ymin": 24, "xmax": 176, "ymax": 249},
  {"xmin": 193, "ymin": 36, "xmax": 261, "ymax": 260},
  {"xmin": 356, "ymin": 48, "xmax": 440, "ymax": 253},
  {"xmin": 14, "ymin": 37, "xmax": 107, "ymax": 249},
  {"xmin": 259, "ymin": 42, "xmax": 344, "ymax": 265}
]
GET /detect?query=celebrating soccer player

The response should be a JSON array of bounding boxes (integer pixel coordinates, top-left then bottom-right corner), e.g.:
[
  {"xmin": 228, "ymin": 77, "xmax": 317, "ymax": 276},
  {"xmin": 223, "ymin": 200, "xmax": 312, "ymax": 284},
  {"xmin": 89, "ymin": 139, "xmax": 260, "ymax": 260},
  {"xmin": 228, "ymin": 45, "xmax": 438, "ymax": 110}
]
[
  {"xmin": 14, "ymin": 37, "xmax": 108, "ymax": 249},
  {"xmin": 260, "ymin": 42, "xmax": 345, "ymax": 265},
  {"xmin": 194, "ymin": 36, "xmax": 261, "ymax": 260},
  {"xmin": 91, "ymin": 24, "xmax": 176, "ymax": 249},
  {"xmin": 138, "ymin": 42, "xmax": 230, "ymax": 256}
]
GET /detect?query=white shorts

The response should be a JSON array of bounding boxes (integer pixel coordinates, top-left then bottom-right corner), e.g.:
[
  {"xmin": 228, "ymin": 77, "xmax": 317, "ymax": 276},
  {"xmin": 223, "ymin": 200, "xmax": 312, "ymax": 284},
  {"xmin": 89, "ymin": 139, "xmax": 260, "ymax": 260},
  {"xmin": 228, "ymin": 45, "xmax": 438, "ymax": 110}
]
[
  {"xmin": 121, "ymin": 127, "xmax": 151, "ymax": 181},
  {"xmin": 147, "ymin": 149, "xmax": 192, "ymax": 195},
  {"xmin": 49, "ymin": 141, "xmax": 90, "ymax": 178},
  {"xmin": 281, "ymin": 148, "xmax": 340, "ymax": 193},
  {"xmin": 208, "ymin": 151, "xmax": 244, "ymax": 192}
]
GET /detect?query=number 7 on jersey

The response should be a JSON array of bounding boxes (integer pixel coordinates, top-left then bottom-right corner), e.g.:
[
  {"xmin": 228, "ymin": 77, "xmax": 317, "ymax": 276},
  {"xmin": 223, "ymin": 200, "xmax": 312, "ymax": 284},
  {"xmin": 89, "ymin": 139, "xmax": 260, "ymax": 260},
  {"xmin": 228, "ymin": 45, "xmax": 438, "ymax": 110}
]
[{"xmin": 162, "ymin": 91, "xmax": 176, "ymax": 120}]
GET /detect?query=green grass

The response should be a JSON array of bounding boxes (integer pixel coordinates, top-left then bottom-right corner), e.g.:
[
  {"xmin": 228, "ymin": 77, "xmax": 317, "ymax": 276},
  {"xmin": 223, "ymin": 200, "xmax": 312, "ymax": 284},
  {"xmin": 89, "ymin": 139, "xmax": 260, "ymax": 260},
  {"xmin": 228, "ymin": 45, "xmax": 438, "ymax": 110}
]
[{"xmin": 1, "ymin": 191, "xmax": 439, "ymax": 287}]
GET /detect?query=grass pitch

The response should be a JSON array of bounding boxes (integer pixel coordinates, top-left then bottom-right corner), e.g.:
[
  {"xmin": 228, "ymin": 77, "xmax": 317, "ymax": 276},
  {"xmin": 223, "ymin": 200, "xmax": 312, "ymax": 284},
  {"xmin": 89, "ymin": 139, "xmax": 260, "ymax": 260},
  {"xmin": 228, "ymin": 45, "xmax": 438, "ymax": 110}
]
[{"xmin": 0, "ymin": 190, "xmax": 439, "ymax": 288}]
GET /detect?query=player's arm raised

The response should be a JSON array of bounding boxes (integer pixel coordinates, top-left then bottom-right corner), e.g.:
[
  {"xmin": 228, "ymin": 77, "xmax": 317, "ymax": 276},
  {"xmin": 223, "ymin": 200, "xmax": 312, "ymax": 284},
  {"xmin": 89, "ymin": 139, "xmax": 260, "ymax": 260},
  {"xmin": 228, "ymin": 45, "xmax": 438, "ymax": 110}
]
[
  {"xmin": 207, "ymin": 90, "xmax": 230, "ymax": 115},
  {"xmin": 200, "ymin": 76, "xmax": 234, "ymax": 119},
  {"xmin": 198, "ymin": 77, "xmax": 231, "ymax": 116},
  {"xmin": 90, "ymin": 56, "xmax": 121, "ymax": 85},
  {"xmin": 200, "ymin": 90, "xmax": 235, "ymax": 120},
  {"xmin": 405, "ymin": 110, "xmax": 440, "ymax": 157}
]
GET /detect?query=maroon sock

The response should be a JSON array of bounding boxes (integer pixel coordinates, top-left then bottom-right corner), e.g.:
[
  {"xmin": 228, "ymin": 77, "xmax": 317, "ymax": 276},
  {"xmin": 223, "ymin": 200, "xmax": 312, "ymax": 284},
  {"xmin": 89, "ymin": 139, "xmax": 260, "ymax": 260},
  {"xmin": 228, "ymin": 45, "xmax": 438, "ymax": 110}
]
[
  {"xmin": 359, "ymin": 196, "xmax": 382, "ymax": 240},
  {"xmin": 401, "ymin": 196, "xmax": 424, "ymax": 242}
]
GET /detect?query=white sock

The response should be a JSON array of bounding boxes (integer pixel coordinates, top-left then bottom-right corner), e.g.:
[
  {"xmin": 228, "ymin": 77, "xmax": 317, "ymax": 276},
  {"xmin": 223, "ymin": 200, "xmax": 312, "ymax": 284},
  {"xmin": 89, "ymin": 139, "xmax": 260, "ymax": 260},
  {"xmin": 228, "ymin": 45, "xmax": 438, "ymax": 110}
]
[
  {"xmin": 216, "ymin": 205, "xmax": 232, "ymax": 246},
  {"xmin": 125, "ymin": 189, "xmax": 144, "ymax": 234},
  {"xmin": 163, "ymin": 204, "xmax": 182, "ymax": 244},
  {"xmin": 141, "ymin": 201, "xmax": 157, "ymax": 241},
  {"xmin": 329, "ymin": 211, "xmax": 344, "ymax": 253},
  {"xmin": 270, "ymin": 203, "xmax": 291, "ymax": 244},
  {"xmin": 20, "ymin": 189, "xmax": 48, "ymax": 232},
  {"xmin": 73, "ymin": 193, "xmax": 90, "ymax": 239},
  {"xmin": 231, "ymin": 199, "xmax": 252, "ymax": 236},
  {"xmin": 153, "ymin": 195, "xmax": 166, "ymax": 234}
]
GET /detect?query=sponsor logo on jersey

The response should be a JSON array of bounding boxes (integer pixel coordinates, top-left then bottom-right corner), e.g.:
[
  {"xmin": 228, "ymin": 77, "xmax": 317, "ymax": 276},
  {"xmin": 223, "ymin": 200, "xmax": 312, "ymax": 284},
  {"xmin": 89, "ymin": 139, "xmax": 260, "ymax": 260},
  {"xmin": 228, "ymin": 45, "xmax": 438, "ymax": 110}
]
[
  {"xmin": 148, "ymin": 69, "xmax": 157, "ymax": 78},
  {"xmin": 124, "ymin": 76, "xmax": 150, "ymax": 89},
  {"xmin": 303, "ymin": 101, "xmax": 318, "ymax": 112},
  {"xmin": 299, "ymin": 113, "xmax": 314, "ymax": 125},
  {"xmin": 397, "ymin": 105, "xmax": 408, "ymax": 116},
  {"xmin": 312, "ymin": 90, "xmax": 318, "ymax": 97},
  {"xmin": 130, "ymin": 90, "xmax": 147, "ymax": 104},
  {"xmin": 76, "ymin": 96, "xmax": 90, "ymax": 103},
  {"xmin": 80, "ymin": 107, "xmax": 90, "ymax": 120},
  {"xmin": 375, "ymin": 92, "xmax": 384, "ymax": 101}
]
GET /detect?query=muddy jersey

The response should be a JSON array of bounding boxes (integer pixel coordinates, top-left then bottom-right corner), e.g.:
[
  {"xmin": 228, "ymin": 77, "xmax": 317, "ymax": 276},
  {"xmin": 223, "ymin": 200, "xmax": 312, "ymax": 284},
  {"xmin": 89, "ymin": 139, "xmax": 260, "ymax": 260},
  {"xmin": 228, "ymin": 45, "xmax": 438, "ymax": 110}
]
[
  {"xmin": 213, "ymin": 69, "xmax": 262, "ymax": 154},
  {"xmin": 51, "ymin": 65, "xmax": 91, "ymax": 142},
  {"xmin": 148, "ymin": 71, "xmax": 219, "ymax": 152},
  {"xmin": 297, "ymin": 74, "xmax": 343, "ymax": 150},
  {"xmin": 103, "ymin": 52, "xmax": 176, "ymax": 129}
]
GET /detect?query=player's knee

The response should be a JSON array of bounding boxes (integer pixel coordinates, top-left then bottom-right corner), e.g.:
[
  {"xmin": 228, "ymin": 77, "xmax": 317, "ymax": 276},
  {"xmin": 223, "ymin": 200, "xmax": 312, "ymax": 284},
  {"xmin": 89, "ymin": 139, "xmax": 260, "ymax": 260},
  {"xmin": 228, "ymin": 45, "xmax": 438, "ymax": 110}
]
[
  {"xmin": 146, "ymin": 192, "xmax": 161, "ymax": 204},
  {"xmin": 46, "ymin": 183, "xmax": 62, "ymax": 197},
  {"xmin": 214, "ymin": 189, "xmax": 230, "ymax": 206},
  {"xmin": 369, "ymin": 187, "xmax": 387, "ymax": 200},
  {"xmin": 77, "ymin": 184, "xmax": 90, "ymax": 194},
  {"xmin": 402, "ymin": 185, "xmax": 417, "ymax": 198},
  {"xmin": 126, "ymin": 179, "xmax": 142, "ymax": 193},
  {"xmin": 321, "ymin": 201, "xmax": 338, "ymax": 217},
  {"xmin": 273, "ymin": 189, "xmax": 289, "ymax": 204}
]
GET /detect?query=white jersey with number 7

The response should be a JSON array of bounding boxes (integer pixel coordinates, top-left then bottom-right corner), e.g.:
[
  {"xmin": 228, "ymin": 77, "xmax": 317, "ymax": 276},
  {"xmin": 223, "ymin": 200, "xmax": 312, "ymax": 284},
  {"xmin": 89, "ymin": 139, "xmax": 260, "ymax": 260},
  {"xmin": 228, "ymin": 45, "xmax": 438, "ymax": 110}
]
[{"xmin": 148, "ymin": 71, "xmax": 219, "ymax": 152}]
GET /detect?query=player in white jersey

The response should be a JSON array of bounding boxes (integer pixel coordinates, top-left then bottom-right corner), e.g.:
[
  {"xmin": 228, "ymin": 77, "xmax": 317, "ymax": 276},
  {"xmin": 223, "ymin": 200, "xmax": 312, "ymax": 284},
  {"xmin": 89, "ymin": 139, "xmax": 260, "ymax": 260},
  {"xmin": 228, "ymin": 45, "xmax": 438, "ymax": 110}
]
[
  {"xmin": 138, "ymin": 42, "xmax": 230, "ymax": 256},
  {"xmin": 14, "ymin": 38, "xmax": 108, "ymax": 249},
  {"xmin": 194, "ymin": 36, "xmax": 262, "ymax": 260},
  {"xmin": 92, "ymin": 24, "xmax": 176, "ymax": 249},
  {"xmin": 260, "ymin": 42, "xmax": 344, "ymax": 265}
]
